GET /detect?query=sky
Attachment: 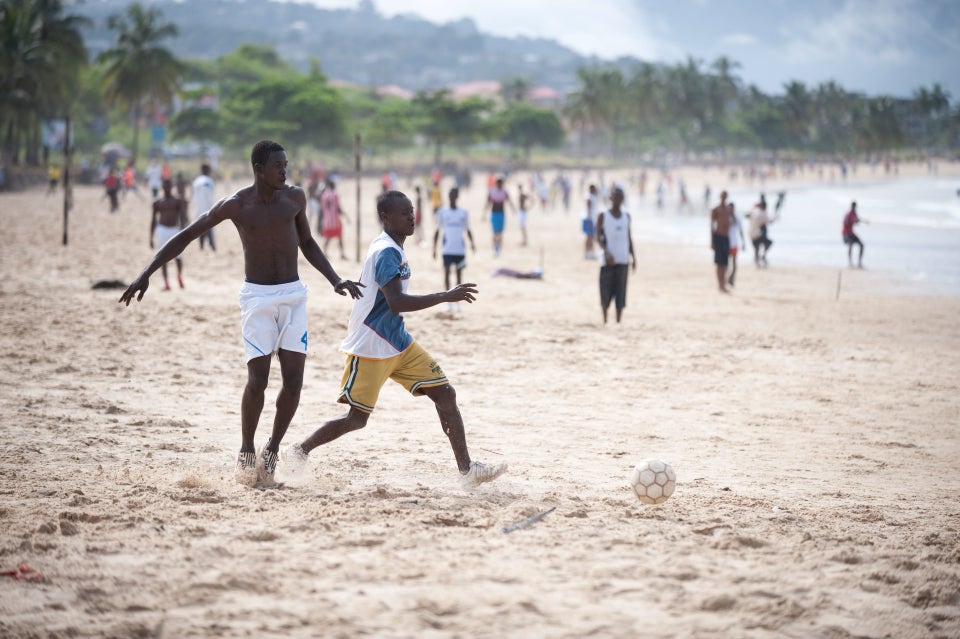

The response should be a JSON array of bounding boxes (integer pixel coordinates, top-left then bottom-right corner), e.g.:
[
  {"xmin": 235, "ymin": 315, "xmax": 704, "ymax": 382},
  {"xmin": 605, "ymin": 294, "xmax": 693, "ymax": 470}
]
[{"xmin": 303, "ymin": 0, "xmax": 960, "ymax": 99}]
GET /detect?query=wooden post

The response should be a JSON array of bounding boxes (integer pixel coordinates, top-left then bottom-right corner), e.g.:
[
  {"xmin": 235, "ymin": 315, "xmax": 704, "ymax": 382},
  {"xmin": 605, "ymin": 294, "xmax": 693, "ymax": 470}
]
[
  {"xmin": 354, "ymin": 133, "xmax": 361, "ymax": 263},
  {"xmin": 62, "ymin": 116, "xmax": 71, "ymax": 246}
]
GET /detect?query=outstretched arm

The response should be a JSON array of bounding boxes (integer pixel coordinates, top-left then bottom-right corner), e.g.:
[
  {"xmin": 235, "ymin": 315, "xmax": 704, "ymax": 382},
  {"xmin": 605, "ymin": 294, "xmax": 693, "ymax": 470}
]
[
  {"xmin": 380, "ymin": 275, "xmax": 476, "ymax": 314},
  {"xmin": 295, "ymin": 195, "xmax": 363, "ymax": 299},
  {"xmin": 119, "ymin": 197, "xmax": 230, "ymax": 305}
]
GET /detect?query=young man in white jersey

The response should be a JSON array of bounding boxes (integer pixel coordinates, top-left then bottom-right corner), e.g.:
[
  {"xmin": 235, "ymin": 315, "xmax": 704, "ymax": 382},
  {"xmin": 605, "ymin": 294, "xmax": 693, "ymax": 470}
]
[
  {"xmin": 191, "ymin": 164, "xmax": 217, "ymax": 251},
  {"xmin": 433, "ymin": 187, "xmax": 476, "ymax": 312},
  {"xmin": 595, "ymin": 187, "xmax": 636, "ymax": 324},
  {"xmin": 285, "ymin": 190, "xmax": 507, "ymax": 488}
]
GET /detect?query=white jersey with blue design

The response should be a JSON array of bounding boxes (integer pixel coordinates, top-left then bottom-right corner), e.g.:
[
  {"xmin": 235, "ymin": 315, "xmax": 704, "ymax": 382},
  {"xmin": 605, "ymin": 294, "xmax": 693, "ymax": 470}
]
[{"xmin": 340, "ymin": 232, "xmax": 412, "ymax": 359}]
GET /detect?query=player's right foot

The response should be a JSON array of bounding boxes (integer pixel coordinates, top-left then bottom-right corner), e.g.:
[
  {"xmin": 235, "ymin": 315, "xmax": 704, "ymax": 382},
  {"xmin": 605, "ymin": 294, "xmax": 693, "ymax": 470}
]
[
  {"xmin": 280, "ymin": 443, "xmax": 309, "ymax": 478},
  {"xmin": 235, "ymin": 451, "xmax": 257, "ymax": 486},
  {"xmin": 460, "ymin": 460, "xmax": 507, "ymax": 489}
]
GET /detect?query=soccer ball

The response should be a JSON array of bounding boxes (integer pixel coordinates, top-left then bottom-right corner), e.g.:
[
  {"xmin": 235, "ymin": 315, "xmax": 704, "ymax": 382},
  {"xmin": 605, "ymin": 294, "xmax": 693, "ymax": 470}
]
[{"xmin": 630, "ymin": 459, "xmax": 676, "ymax": 505}]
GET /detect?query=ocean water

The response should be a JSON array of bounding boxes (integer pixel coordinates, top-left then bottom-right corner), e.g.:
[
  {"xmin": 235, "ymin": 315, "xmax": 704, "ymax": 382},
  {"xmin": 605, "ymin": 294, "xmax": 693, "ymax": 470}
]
[{"xmin": 627, "ymin": 176, "xmax": 960, "ymax": 296}]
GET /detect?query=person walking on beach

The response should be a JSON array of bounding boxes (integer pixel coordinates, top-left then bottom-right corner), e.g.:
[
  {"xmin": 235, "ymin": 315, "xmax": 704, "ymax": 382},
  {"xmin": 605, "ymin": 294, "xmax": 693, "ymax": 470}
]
[
  {"xmin": 596, "ymin": 186, "xmax": 636, "ymax": 323},
  {"xmin": 320, "ymin": 178, "xmax": 349, "ymax": 260},
  {"xmin": 583, "ymin": 184, "xmax": 599, "ymax": 259},
  {"xmin": 842, "ymin": 200, "xmax": 866, "ymax": 268},
  {"xmin": 104, "ymin": 168, "xmax": 120, "ymax": 213},
  {"xmin": 710, "ymin": 190, "xmax": 733, "ymax": 292},
  {"xmin": 727, "ymin": 201, "xmax": 746, "ymax": 288},
  {"xmin": 146, "ymin": 159, "xmax": 163, "ymax": 199},
  {"xmin": 746, "ymin": 195, "xmax": 773, "ymax": 267},
  {"xmin": 486, "ymin": 176, "xmax": 513, "ymax": 257},
  {"xmin": 517, "ymin": 184, "xmax": 529, "ymax": 247},
  {"xmin": 150, "ymin": 178, "xmax": 189, "ymax": 290},
  {"xmin": 433, "ymin": 187, "xmax": 475, "ymax": 312},
  {"xmin": 191, "ymin": 164, "xmax": 217, "ymax": 251},
  {"xmin": 283, "ymin": 189, "xmax": 507, "ymax": 489},
  {"xmin": 119, "ymin": 140, "xmax": 364, "ymax": 488}
]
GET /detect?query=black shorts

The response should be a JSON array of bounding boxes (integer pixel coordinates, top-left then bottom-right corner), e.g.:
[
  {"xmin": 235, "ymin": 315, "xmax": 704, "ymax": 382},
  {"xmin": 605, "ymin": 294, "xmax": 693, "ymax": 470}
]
[
  {"xmin": 713, "ymin": 234, "xmax": 730, "ymax": 266},
  {"xmin": 599, "ymin": 264, "xmax": 629, "ymax": 310},
  {"xmin": 442, "ymin": 254, "xmax": 465, "ymax": 269},
  {"xmin": 843, "ymin": 233, "xmax": 861, "ymax": 245}
]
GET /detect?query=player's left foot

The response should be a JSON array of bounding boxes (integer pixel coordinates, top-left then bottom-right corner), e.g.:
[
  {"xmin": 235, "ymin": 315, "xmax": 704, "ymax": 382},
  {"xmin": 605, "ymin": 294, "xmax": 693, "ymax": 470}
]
[{"xmin": 256, "ymin": 443, "xmax": 280, "ymax": 488}]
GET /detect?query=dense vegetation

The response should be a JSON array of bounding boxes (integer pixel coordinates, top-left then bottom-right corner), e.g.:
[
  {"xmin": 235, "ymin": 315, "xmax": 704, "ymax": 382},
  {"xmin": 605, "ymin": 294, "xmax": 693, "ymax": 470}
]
[{"xmin": 2, "ymin": 0, "xmax": 957, "ymax": 173}]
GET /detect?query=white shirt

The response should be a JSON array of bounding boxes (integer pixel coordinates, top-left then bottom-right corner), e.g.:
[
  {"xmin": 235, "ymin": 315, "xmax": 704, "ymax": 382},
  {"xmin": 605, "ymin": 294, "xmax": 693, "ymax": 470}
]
[
  {"xmin": 192, "ymin": 174, "xmax": 215, "ymax": 217},
  {"xmin": 599, "ymin": 209, "xmax": 631, "ymax": 265},
  {"xmin": 728, "ymin": 214, "xmax": 742, "ymax": 249},
  {"xmin": 146, "ymin": 163, "xmax": 163, "ymax": 189},
  {"xmin": 436, "ymin": 206, "xmax": 470, "ymax": 255},
  {"xmin": 748, "ymin": 207, "xmax": 768, "ymax": 240}
]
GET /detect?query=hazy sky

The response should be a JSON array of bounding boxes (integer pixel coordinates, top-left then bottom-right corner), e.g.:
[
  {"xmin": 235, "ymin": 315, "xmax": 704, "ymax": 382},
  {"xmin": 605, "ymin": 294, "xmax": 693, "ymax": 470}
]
[{"xmin": 304, "ymin": 0, "xmax": 960, "ymax": 99}]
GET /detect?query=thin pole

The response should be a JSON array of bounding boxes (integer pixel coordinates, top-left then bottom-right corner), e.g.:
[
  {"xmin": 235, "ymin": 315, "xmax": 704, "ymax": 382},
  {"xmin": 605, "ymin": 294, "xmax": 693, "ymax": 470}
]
[
  {"xmin": 62, "ymin": 116, "xmax": 71, "ymax": 246},
  {"xmin": 354, "ymin": 133, "xmax": 361, "ymax": 263}
]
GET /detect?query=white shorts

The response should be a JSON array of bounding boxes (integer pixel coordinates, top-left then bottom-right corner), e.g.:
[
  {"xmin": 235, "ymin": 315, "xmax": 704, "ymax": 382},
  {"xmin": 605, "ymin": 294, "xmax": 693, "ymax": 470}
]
[
  {"xmin": 238, "ymin": 279, "xmax": 308, "ymax": 362},
  {"xmin": 155, "ymin": 224, "xmax": 182, "ymax": 258},
  {"xmin": 517, "ymin": 210, "xmax": 528, "ymax": 228}
]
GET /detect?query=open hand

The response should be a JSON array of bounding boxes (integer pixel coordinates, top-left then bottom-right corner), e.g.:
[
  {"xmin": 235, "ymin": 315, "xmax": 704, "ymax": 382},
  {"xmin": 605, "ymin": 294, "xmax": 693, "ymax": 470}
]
[
  {"xmin": 446, "ymin": 282, "xmax": 478, "ymax": 304},
  {"xmin": 335, "ymin": 279, "xmax": 365, "ymax": 299},
  {"xmin": 118, "ymin": 275, "xmax": 149, "ymax": 306}
]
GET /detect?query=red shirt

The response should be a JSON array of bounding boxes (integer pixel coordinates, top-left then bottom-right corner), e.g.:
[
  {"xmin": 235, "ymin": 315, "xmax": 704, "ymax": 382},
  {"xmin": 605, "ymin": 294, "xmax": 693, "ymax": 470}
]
[{"xmin": 842, "ymin": 210, "xmax": 859, "ymax": 235}]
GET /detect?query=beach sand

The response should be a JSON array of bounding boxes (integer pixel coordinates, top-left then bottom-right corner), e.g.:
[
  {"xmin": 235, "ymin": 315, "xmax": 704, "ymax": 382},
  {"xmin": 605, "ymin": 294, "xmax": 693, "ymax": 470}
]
[{"xmin": 1, "ymin": 164, "xmax": 958, "ymax": 638}]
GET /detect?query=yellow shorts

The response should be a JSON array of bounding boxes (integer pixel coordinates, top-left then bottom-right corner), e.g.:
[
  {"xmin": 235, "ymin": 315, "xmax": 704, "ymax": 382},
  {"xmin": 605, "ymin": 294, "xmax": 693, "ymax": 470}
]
[{"xmin": 338, "ymin": 341, "xmax": 447, "ymax": 413}]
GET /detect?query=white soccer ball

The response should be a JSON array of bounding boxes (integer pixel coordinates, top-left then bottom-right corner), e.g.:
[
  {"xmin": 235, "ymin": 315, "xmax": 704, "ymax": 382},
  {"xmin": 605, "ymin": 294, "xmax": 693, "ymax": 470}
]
[{"xmin": 630, "ymin": 459, "xmax": 676, "ymax": 505}]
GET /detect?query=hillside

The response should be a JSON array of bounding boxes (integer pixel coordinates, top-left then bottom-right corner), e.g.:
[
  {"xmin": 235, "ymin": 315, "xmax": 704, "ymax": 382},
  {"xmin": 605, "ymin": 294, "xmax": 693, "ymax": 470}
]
[{"xmin": 75, "ymin": 0, "xmax": 629, "ymax": 92}]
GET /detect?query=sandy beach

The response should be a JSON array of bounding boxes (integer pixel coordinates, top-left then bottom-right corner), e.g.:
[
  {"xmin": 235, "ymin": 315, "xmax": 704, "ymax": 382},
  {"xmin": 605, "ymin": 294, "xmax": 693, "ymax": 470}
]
[{"xmin": 1, "ymin": 163, "xmax": 959, "ymax": 638}]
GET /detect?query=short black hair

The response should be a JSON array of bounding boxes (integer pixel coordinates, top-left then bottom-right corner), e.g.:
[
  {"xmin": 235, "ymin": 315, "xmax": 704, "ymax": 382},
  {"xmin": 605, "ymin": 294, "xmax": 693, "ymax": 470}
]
[
  {"xmin": 250, "ymin": 140, "xmax": 284, "ymax": 170},
  {"xmin": 377, "ymin": 190, "xmax": 409, "ymax": 217}
]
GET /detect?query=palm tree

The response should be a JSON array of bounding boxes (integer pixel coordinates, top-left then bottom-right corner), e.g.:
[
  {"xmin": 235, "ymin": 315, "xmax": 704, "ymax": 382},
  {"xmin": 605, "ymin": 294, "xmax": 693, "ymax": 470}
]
[
  {"xmin": 98, "ymin": 2, "xmax": 183, "ymax": 164},
  {"xmin": 0, "ymin": 0, "xmax": 88, "ymax": 165},
  {"xmin": 781, "ymin": 80, "xmax": 812, "ymax": 147}
]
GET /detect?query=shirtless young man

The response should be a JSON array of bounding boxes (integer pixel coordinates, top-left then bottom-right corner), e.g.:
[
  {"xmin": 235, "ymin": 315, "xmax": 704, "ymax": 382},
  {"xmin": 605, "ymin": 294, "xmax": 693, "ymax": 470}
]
[
  {"xmin": 710, "ymin": 190, "xmax": 734, "ymax": 293},
  {"xmin": 150, "ymin": 178, "xmax": 189, "ymax": 290},
  {"xmin": 119, "ymin": 140, "xmax": 364, "ymax": 487}
]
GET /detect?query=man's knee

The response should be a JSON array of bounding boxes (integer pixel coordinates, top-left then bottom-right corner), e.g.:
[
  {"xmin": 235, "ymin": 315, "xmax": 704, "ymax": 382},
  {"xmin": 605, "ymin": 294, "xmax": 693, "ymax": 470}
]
[
  {"xmin": 246, "ymin": 370, "xmax": 270, "ymax": 395},
  {"xmin": 427, "ymin": 383, "xmax": 457, "ymax": 408},
  {"xmin": 281, "ymin": 370, "xmax": 304, "ymax": 394}
]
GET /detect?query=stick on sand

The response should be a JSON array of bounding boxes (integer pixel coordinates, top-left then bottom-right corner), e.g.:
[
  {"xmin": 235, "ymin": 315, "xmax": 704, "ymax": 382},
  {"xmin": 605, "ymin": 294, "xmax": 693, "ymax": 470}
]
[{"xmin": 502, "ymin": 506, "xmax": 557, "ymax": 534}]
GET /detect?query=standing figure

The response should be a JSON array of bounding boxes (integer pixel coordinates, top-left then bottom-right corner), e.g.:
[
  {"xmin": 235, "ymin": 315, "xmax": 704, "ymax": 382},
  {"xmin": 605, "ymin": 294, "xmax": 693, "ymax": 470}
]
[
  {"xmin": 433, "ymin": 187, "xmax": 476, "ymax": 312},
  {"xmin": 727, "ymin": 202, "xmax": 746, "ymax": 288},
  {"xmin": 596, "ymin": 187, "xmax": 636, "ymax": 323},
  {"xmin": 710, "ymin": 190, "xmax": 733, "ymax": 293},
  {"xmin": 485, "ymin": 177, "xmax": 513, "ymax": 257},
  {"xmin": 320, "ymin": 178, "xmax": 349, "ymax": 260},
  {"xmin": 842, "ymin": 200, "xmax": 866, "ymax": 268},
  {"xmin": 192, "ymin": 164, "xmax": 217, "ymax": 251},
  {"xmin": 583, "ymin": 184, "xmax": 599, "ymax": 259},
  {"xmin": 150, "ymin": 178, "xmax": 189, "ymax": 290}
]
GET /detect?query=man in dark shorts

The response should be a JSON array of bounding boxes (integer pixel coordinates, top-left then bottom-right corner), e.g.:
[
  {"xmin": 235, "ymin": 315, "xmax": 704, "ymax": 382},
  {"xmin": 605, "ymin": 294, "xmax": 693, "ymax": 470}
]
[
  {"xmin": 596, "ymin": 187, "xmax": 636, "ymax": 323},
  {"xmin": 710, "ymin": 190, "xmax": 733, "ymax": 293},
  {"xmin": 842, "ymin": 200, "xmax": 865, "ymax": 268}
]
